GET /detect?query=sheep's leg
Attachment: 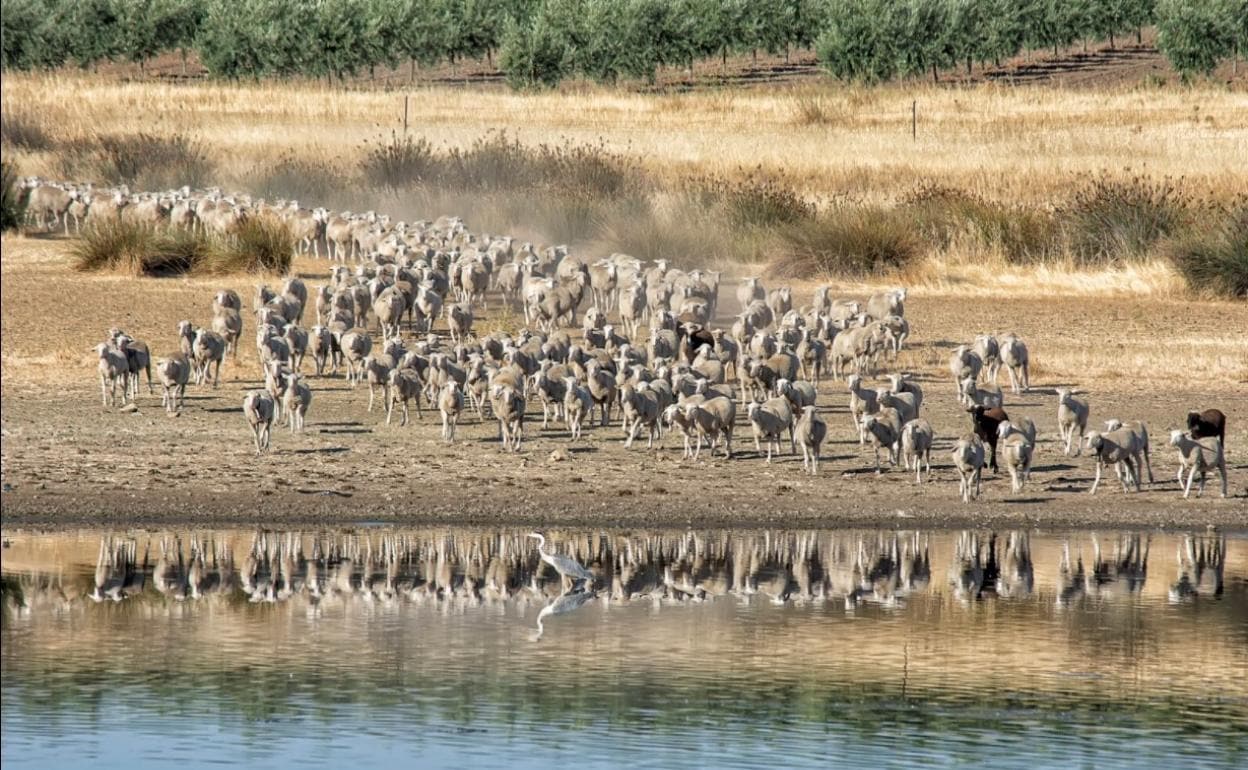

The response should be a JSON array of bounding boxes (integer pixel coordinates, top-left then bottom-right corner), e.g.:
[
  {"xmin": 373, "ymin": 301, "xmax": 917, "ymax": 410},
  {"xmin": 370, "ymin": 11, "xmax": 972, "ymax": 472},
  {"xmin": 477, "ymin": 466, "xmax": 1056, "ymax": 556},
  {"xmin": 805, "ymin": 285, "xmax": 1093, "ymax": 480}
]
[
  {"xmin": 1090, "ymin": 460, "xmax": 1103, "ymax": 495},
  {"xmin": 1218, "ymin": 459, "xmax": 1228, "ymax": 498},
  {"xmin": 401, "ymin": 401, "xmax": 410, "ymax": 427},
  {"xmin": 625, "ymin": 420, "xmax": 641, "ymax": 448},
  {"xmin": 1183, "ymin": 465, "xmax": 1197, "ymax": 499}
]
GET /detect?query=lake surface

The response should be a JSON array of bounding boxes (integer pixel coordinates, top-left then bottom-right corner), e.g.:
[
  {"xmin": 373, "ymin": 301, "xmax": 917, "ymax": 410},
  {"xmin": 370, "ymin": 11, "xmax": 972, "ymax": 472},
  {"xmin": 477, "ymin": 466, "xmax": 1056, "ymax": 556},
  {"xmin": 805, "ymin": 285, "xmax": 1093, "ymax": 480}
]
[{"xmin": 2, "ymin": 527, "xmax": 1245, "ymax": 769}]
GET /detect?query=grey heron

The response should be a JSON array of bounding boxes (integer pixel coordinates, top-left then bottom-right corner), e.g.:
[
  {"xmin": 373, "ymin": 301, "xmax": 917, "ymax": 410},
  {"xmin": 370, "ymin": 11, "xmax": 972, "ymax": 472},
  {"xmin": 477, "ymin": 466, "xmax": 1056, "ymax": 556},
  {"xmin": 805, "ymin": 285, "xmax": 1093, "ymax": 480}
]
[{"xmin": 528, "ymin": 532, "xmax": 595, "ymax": 588}]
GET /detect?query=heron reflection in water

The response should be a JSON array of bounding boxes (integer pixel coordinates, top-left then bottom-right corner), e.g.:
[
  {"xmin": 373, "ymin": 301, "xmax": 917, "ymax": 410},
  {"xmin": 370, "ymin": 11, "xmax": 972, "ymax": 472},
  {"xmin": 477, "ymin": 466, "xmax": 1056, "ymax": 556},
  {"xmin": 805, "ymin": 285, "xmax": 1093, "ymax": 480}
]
[{"xmin": 531, "ymin": 588, "xmax": 596, "ymax": 642}]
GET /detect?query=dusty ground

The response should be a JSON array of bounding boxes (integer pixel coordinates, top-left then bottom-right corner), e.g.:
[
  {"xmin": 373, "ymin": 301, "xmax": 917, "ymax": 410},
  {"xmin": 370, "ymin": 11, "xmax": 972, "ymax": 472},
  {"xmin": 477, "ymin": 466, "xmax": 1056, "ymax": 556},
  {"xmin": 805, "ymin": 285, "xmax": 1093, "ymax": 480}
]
[{"xmin": 1, "ymin": 236, "xmax": 1246, "ymax": 531}]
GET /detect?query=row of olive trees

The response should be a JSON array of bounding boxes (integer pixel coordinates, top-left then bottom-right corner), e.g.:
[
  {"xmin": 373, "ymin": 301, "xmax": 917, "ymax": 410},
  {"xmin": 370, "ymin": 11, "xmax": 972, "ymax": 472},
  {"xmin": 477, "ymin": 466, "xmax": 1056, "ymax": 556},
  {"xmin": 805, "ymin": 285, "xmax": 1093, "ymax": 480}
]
[
  {"xmin": 813, "ymin": 0, "xmax": 1245, "ymax": 83},
  {"xmin": 0, "ymin": 0, "xmax": 1242, "ymax": 84}
]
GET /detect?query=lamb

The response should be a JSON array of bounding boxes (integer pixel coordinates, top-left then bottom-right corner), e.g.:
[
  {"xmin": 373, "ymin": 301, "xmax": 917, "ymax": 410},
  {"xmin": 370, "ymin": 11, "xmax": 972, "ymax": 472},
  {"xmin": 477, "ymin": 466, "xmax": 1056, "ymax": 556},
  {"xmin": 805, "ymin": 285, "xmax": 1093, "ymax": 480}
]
[
  {"xmin": 1086, "ymin": 428, "xmax": 1142, "ymax": 495},
  {"xmin": 114, "ymin": 334, "xmax": 153, "ymax": 398},
  {"xmin": 1186, "ymin": 409, "xmax": 1227, "ymax": 447},
  {"xmin": 242, "ymin": 390, "xmax": 275, "ymax": 454},
  {"xmin": 881, "ymin": 314, "xmax": 909, "ymax": 356},
  {"xmin": 999, "ymin": 333, "xmax": 1030, "ymax": 393},
  {"xmin": 877, "ymin": 387, "xmax": 919, "ymax": 426},
  {"xmin": 900, "ymin": 419, "xmax": 934, "ymax": 484},
  {"xmin": 96, "ymin": 343, "xmax": 129, "ymax": 406},
  {"xmin": 584, "ymin": 360, "xmax": 617, "ymax": 427},
  {"xmin": 862, "ymin": 407, "xmax": 903, "ymax": 472},
  {"xmin": 846, "ymin": 374, "xmax": 878, "ymax": 444},
  {"xmin": 747, "ymin": 397, "xmax": 795, "ymax": 462},
  {"xmin": 445, "ymin": 302, "xmax": 474, "ymax": 345},
  {"xmin": 949, "ymin": 345, "xmax": 982, "ymax": 399},
  {"xmin": 373, "ymin": 287, "xmax": 406, "ymax": 339},
  {"xmin": 684, "ymin": 396, "xmax": 736, "ymax": 460},
  {"xmin": 1056, "ymin": 388, "xmax": 1089, "ymax": 457},
  {"xmin": 620, "ymin": 383, "xmax": 663, "ymax": 449},
  {"xmin": 283, "ymin": 325, "xmax": 308, "ymax": 373},
  {"xmin": 766, "ymin": 287, "xmax": 793, "ymax": 320},
  {"xmin": 1168, "ymin": 431, "xmax": 1228, "ymax": 499},
  {"xmin": 212, "ymin": 308, "xmax": 243, "ymax": 360},
  {"xmin": 338, "ymin": 328, "xmax": 373, "ymax": 385},
  {"xmin": 386, "ymin": 368, "xmax": 423, "ymax": 426},
  {"xmin": 190, "ymin": 328, "xmax": 226, "ymax": 387},
  {"xmin": 736, "ymin": 277, "xmax": 765, "ymax": 311},
  {"xmin": 1103, "ymin": 419, "xmax": 1155, "ymax": 486},
  {"xmin": 155, "ymin": 354, "xmax": 191, "ymax": 414},
  {"xmin": 362, "ymin": 355, "xmax": 393, "ymax": 413},
  {"xmin": 972, "ymin": 334, "xmax": 1000, "ymax": 383},
  {"xmin": 308, "ymin": 325, "xmax": 333, "ymax": 376},
  {"xmin": 887, "ymin": 373, "xmax": 924, "ymax": 414},
  {"xmin": 283, "ymin": 372, "xmax": 312, "ymax": 432},
  {"xmin": 438, "ymin": 381, "xmax": 464, "ymax": 442},
  {"xmin": 794, "ymin": 405, "xmax": 827, "ymax": 475},
  {"xmin": 865, "ymin": 288, "xmax": 905, "ymax": 320},
  {"xmin": 619, "ymin": 283, "xmax": 645, "ymax": 340},
  {"xmin": 951, "ymin": 434, "xmax": 986, "ymax": 502},
  {"xmin": 776, "ymin": 378, "xmax": 817, "ymax": 412},
  {"xmin": 563, "ymin": 377, "xmax": 593, "ymax": 441},
  {"xmin": 997, "ymin": 421, "xmax": 1035, "ymax": 493},
  {"xmin": 490, "ymin": 384, "xmax": 526, "ymax": 452},
  {"xmin": 960, "ymin": 376, "xmax": 1003, "ymax": 409},
  {"xmin": 177, "ymin": 320, "xmax": 196, "ymax": 356}
]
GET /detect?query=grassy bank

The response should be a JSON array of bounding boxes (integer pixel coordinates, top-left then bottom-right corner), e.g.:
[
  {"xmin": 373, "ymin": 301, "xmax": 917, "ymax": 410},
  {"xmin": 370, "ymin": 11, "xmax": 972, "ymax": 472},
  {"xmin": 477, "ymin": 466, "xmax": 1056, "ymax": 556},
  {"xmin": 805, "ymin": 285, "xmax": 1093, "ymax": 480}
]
[{"xmin": 2, "ymin": 74, "xmax": 1245, "ymax": 295}]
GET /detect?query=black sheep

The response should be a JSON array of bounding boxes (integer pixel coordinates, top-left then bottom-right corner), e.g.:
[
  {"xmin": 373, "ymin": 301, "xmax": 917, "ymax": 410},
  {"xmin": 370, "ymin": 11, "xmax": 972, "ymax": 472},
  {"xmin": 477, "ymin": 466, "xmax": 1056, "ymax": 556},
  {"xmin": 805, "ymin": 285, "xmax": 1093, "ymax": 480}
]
[
  {"xmin": 968, "ymin": 404, "xmax": 1009, "ymax": 472},
  {"xmin": 1187, "ymin": 409, "xmax": 1227, "ymax": 446}
]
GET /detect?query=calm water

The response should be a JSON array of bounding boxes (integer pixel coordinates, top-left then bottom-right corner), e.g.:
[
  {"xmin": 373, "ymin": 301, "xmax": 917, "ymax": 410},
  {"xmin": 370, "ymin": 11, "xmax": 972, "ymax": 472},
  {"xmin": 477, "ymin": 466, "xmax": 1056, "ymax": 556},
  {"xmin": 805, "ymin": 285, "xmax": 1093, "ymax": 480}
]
[{"xmin": 2, "ymin": 528, "xmax": 1245, "ymax": 769}]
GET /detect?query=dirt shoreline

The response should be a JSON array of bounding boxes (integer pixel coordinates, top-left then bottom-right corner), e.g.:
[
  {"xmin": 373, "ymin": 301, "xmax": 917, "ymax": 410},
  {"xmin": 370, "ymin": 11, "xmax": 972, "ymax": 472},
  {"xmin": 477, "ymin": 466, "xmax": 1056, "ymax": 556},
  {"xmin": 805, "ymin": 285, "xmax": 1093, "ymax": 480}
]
[{"xmin": 2, "ymin": 484, "xmax": 1245, "ymax": 532}]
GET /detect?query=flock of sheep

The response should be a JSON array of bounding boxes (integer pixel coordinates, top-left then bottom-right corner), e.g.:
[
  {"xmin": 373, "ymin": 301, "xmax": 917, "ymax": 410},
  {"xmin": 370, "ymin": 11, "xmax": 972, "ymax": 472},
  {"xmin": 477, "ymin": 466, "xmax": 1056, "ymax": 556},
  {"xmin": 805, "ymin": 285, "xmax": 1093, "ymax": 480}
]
[{"xmin": 63, "ymin": 179, "xmax": 1233, "ymax": 502}]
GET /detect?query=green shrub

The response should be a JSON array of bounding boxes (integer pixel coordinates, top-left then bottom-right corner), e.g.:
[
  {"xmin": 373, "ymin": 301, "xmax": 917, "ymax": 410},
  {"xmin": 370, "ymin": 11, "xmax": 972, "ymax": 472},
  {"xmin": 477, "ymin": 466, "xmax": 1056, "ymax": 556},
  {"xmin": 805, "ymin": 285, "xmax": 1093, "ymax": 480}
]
[
  {"xmin": 1, "ymin": 160, "xmax": 26, "ymax": 233},
  {"xmin": 1165, "ymin": 204, "xmax": 1248, "ymax": 299},
  {"xmin": 769, "ymin": 206, "xmax": 922, "ymax": 279}
]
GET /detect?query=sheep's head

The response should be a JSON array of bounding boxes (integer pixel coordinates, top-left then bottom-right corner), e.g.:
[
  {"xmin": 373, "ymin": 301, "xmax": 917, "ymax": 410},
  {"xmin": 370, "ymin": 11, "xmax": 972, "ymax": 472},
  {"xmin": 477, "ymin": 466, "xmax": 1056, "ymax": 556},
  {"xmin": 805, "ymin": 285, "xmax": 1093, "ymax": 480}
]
[
  {"xmin": 1169, "ymin": 429, "xmax": 1185, "ymax": 446},
  {"xmin": 1085, "ymin": 432, "xmax": 1104, "ymax": 452},
  {"xmin": 1104, "ymin": 419, "xmax": 1123, "ymax": 431}
]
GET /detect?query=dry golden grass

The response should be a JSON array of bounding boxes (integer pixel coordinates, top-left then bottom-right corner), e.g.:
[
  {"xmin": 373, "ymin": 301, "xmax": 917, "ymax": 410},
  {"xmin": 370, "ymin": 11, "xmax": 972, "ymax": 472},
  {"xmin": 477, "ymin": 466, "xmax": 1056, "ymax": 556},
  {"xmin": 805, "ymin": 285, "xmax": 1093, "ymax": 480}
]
[{"xmin": 4, "ymin": 73, "xmax": 1245, "ymax": 205}]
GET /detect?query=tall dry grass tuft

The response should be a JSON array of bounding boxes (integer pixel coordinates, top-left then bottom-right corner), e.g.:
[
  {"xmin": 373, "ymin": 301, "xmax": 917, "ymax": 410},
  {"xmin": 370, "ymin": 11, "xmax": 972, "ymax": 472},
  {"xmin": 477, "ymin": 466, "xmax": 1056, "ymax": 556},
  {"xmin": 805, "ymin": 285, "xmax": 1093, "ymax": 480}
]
[
  {"xmin": 58, "ymin": 132, "xmax": 215, "ymax": 190},
  {"xmin": 203, "ymin": 215, "xmax": 295, "ymax": 275},
  {"xmin": 1164, "ymin": 203, "xmax": 1248, "ymax": 299},
  {"xmin": 70, "ymin": 219, "xmax": 196, "ymax": 276},
  {"xmin": 769, "ymin": 206, "xmax": 922, "ymax": 279},
  {"xmin": 251, "ymin": 151, "xmax": 350, "ymax": 205},
  {"xmin": 0, "ymin": 105, "xmax": 54, "ymax": 151},
  {"xmin": 1057, "ymin": 176, "xmax": 1193, "ymax": 266},
  {"xmin": 70, "ymin": 217, "xmax": 292, "ymax": 277},
  {"xmin": 1, "ymin": 160, "xmax": 26, "ymax": 232}
]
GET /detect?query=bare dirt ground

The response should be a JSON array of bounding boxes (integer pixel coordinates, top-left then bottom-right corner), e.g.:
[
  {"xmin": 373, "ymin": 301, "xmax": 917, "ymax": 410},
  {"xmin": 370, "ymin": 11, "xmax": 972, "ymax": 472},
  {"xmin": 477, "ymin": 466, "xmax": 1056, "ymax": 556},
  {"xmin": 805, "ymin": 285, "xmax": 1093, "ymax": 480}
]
[{"xmin": 2, "ymin": 236, "xmax": 1246, "ymax": 531}]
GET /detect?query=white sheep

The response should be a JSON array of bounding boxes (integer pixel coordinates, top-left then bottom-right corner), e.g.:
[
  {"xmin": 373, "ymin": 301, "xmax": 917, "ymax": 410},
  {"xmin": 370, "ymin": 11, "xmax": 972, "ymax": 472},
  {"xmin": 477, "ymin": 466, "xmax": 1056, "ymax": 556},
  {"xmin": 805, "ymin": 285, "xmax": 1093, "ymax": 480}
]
[
  {"xmin": 1168, "ymin": 431, "xmax": 1227, "ymax": 499},
  {"xmin": 1056, "ymin": 388, "xmax": 1089, "ymax": 457},
  {"xmin": 901, "ymin": 419, "xmax": 935, "ymax": 484}
]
